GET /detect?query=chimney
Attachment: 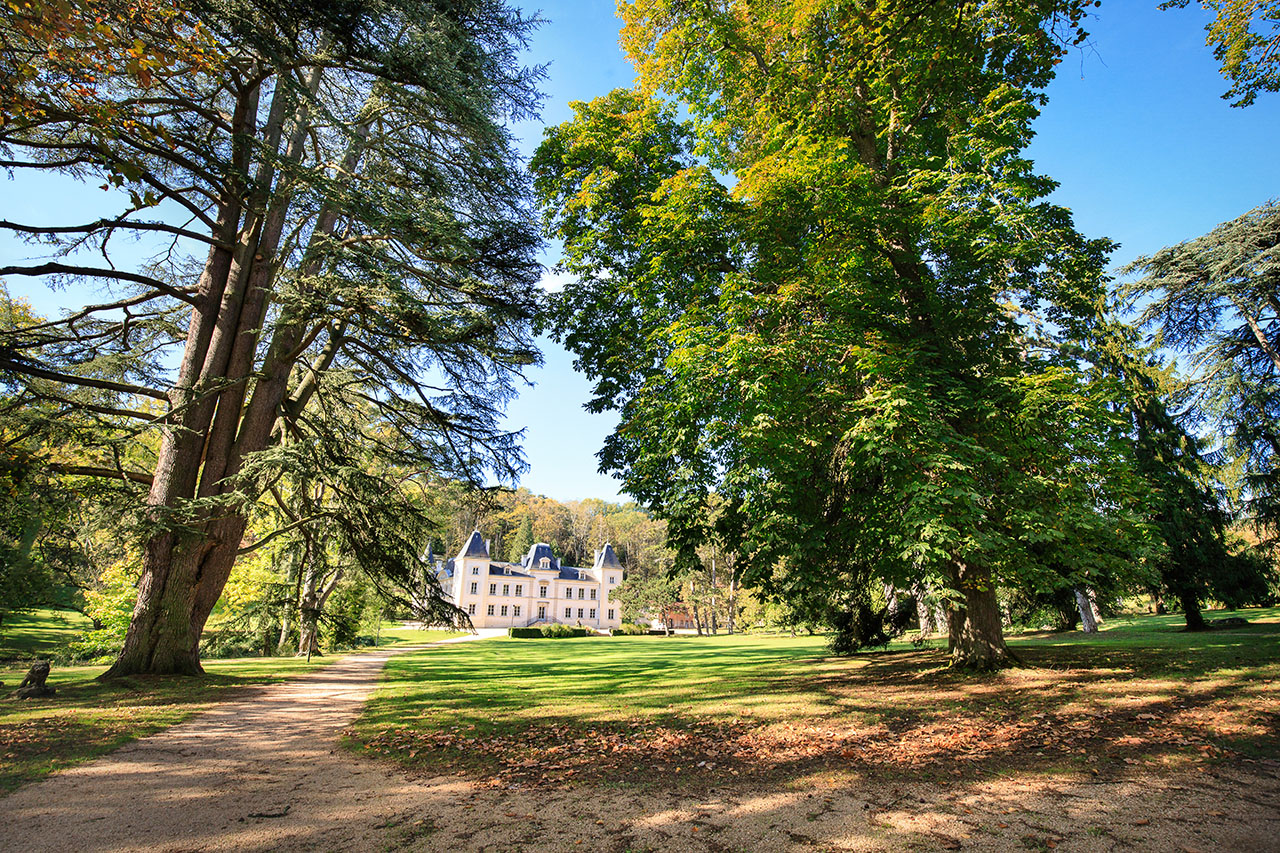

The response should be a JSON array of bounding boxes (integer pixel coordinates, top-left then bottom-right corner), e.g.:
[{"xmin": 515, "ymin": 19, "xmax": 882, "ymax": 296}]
[{"xmin": 485, "ymin": 539, "xmax": 491, "ymax": 555}]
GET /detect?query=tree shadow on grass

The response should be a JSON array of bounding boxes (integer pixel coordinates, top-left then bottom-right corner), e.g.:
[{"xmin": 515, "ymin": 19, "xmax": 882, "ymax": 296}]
[{"xmin": 352, "ymin": 625, "xmax": 1280, "ymax": 794}]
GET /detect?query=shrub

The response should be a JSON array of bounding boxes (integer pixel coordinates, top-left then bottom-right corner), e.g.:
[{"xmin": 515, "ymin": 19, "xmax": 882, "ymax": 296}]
[
  {"xmin": 508, "ymin": 627, "xmax": 543, "ymax": 638},
  {"xmin": 541, "ymin": 623, "xmax": 590, "ymax": 638},
  {"xmin": 611, "ymin": 622, "xmax": 648, "ymax": 636}
]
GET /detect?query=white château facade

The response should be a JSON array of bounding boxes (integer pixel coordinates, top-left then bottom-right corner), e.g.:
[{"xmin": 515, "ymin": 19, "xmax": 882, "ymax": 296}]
[{"xmin": 438, "ymin": 531, "xmax": 624, "ymax": 631}]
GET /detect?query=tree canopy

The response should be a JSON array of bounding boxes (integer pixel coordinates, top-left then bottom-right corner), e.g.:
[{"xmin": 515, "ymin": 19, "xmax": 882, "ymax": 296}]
[
  {"xmin": 1164, "ymin": 0, "xmax": 1280, "ymax": 106},
  {"xmin": 533, "ymin": 0, "xmax": 1143, "ymax": 669},
  {"xmin": 1125, "ymin": 201, "xmax": 1280, "ymax": 530}
]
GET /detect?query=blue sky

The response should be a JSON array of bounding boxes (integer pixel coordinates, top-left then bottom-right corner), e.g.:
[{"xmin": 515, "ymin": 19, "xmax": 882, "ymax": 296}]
[{"xmin": 3, "ymin": 2, "xmax": 1278, "ymax": 504}]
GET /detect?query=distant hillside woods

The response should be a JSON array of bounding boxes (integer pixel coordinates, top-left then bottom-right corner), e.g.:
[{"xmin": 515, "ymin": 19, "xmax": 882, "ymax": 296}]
[{"xmin": 436, "ymin": 487, "xmax": 671, "ymax": 579}]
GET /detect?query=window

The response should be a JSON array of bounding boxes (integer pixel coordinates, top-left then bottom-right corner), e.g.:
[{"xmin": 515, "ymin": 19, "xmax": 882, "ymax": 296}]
[
  {"xmin": 501, "ymin": 605, "xmax": 508, "ymax": 616},
  {"xmin": 502, "ymin": 584, "xmax": 510, "ymax": 596},
  {"xmin": 590, "ymin": 589, "xmax": 597, "ymax": 600},
  {"xmin": 577, "ymin": 608, "xmax": 584, "ymax": 619},
  {"xmin": 513, "ymin": 606, "xmax": 521, "ymax": 617},
  {"xmin": 608, "ymin": 609, "xmax": 614, "ymax": 620},
  {"xmin": 487, "ymin": 604, "xmax": 495, "ymax": 616},
  {"xmin": 472, "ymin": 566, "xmax": 480, "ymax": 575},
  {"xmin": 578, "ymin": 588, "xmax": 586, "ymax": 599},
  {"xmin": 489, "ymin": 583, "xmax": 496, "ymax": 595},
  {"xmin": 539, "ymin": 585, "xmax": 547, "ymax": 597},
  {"xmin": 609, "ymin": 575, "xmax": 616, "ymax": 584},
  {"xmin": 468, "ymin": 604, "xmax": 476, "ymax": 615},
  {"xmin": 589, "ymin": 609, "xmax": 596, "ymax": 619},
  {"xmin": 469, "ymin": 582, "xmax": 477, "ymax": 595},
  {"xmin": 515, "ymin": 584, "xmax": 522, "ymax": 596},
  {"xmin": 564, "ymin": 607, "xmax": 572, "ymax": 618},
  {"xmin": 540, "ymin": 557, "xmax": 551, "ymax": 569},
  {"xmin": 538, "ymin": 605, "xmax": 546, "ymax": 619}
]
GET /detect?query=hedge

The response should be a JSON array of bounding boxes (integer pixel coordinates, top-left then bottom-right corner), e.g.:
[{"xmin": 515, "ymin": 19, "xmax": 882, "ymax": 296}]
[{"xmin": 507, "ymin": 625, "xmax": 593, "ymax": 639}]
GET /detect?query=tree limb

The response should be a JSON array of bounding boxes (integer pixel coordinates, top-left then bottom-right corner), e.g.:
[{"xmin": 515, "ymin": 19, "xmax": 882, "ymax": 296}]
[
  {"xmin": 0, "ymin": 356, "xmax": 170, "ymax": 401},
  {"xmin": 0, "ymin": 262, "xmax": 198, "ymax": 306}
]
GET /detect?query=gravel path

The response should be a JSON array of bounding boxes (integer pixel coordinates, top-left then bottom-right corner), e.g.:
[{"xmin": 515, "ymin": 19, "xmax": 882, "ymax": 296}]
[
  {"xmin": 3, "ymin": 636, "xmax": 1277, "ymax": 853},
  {"xmin": 0, "ymin": 636, "xmax": 485, "ymax": 853}
]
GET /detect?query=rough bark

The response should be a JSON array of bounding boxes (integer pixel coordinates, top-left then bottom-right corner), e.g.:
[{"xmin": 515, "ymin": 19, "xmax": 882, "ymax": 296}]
[
  {"xmin": 946, "ymin": 560, "xmax": 1017, "ymax": 670},
  {"xmin": 102, "ymin": 95, "xmax": 369, "ymax": 678}
]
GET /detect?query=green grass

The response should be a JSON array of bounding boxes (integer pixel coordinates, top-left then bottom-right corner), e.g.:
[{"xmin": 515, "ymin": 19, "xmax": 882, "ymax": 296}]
[
  {"xmin": 347, "ymin": 606, "xmax": 1280, "ymax": 789},
  {"xmin": 370, "ymin": 623, "xmax": 466, "ymax": 646},
  {"xmin": 0, "ymin": 609, "xmax": 92, "ymax": 661}
]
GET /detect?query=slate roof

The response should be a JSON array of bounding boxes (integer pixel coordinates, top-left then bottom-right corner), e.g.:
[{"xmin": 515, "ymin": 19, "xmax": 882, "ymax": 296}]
[
  {"xmin": 457, "ymin": 530, "xmax": 489, "ymax": 560},
  {"xmin": 520, "ymin": 542, "xmax": 560, "ymax": 572},
  {"xmin": 488, "ymin": 563, "xmax": 534, "ymax": 579},
  {"xmin": 557, "ymin": 566, "xmax": 596, "ymax": 581},
  {"xmin": 593, "ymin": 543, "xmax": 622, "ymax": 570}
]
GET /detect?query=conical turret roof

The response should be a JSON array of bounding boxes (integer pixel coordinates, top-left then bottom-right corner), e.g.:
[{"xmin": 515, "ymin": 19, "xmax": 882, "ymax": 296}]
[{"xmin": 456, "ymin": 530, "xmax": 489, "ymax": 560}]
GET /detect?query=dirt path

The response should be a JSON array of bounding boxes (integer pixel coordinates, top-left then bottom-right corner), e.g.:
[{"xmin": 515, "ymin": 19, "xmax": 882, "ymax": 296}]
[{"xmin": 3, "ymin": 639, "xmax": 1277, "ymax": 852}]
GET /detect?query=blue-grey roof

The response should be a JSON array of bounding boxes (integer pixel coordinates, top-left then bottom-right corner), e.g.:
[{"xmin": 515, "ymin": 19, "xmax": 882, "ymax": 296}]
[
  {"xmin": 557, "ymin": 566, "xmax": 596, "ymax": 581},
  {"xmin": 593, "ymin": 543, "xmax": 622, "ymax": 570},
  {"xmin": 488, "ymin": 563, "xmax": 533, "ymax": 578},
  {"xmin": 521, "ymin": 542, "xmax": 560, "ymax": 572},
  {"xmin": 457, "ymin": 530, "xmax": 489, "ymax": 560}
]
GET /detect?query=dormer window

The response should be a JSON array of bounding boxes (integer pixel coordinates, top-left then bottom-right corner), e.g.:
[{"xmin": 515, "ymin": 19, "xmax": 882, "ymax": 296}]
[{"xmin": 539, "ymin": 557, "xmax": 550, "ymax": 569}]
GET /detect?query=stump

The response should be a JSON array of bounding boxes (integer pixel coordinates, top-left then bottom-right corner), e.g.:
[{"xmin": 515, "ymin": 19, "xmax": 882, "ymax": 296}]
[{"xmin": 13, "ymin": 660, "xmax": 56, "ymax": 699}]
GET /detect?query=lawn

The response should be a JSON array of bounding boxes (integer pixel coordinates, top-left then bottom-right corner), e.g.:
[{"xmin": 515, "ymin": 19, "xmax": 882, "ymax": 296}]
[
  {"xmin": 346, "ymin": 607, "xmax": 1280, "ymax": 791},
  {"xmin": 0, "ymin": 623, "xmax": 462, "ymax": 794},
  {"xmin": 0, "ymin": 609, "xmax": 93, "ymax": 661}
]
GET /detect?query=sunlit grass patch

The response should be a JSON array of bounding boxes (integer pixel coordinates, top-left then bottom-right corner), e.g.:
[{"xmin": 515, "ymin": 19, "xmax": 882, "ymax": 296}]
[
  {"xmin": 346, "ymin": 607, "xmax": 1280, "ymax": 790},
  {"xmin": 0, "ymin": 609, "xmax": 93, "ymax": 661}
]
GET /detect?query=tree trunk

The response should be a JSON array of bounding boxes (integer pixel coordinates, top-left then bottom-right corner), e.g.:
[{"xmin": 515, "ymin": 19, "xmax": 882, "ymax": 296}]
[
  {"xmin": 1179, "ymin": 589, "xmax": 1207, "ymax": 631},
  {"xmin": 1075, "ymin": 586, "xmax": 1098, "ymax": 633},
  {"xmin": 913, "ymin": 583, "xmax": 935, "ymax": 635},
  {"xmin": 709, "ymin": 554, "xmax": 718, "ymax": 634},
  {"xmin": 1087, "ymin": 588, "xmax": 1103, "ymax": 625},
  {"xmin": 277, "ymin": 601, "xmax": 292, "ymax": 655},
  {"xmin": 298, "ymin": 564, "xmax": 344, "ymax": 657},
  {"xmin": 100, "ymin": 78, "xmax": 370, "ymax": 679},
  {"xmin": 946, "ymin": 560, "xmax": 1016, "ymax": 670},
  {"xmin": 727, "ymin": 575, "xmax": 737, "ymax": 634},
  {"xmin": 883, "ymin": 582, "xmax": 900, "ymax": 617}
]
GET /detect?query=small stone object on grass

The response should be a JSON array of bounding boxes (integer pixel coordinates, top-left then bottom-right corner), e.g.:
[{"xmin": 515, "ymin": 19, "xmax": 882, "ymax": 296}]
[
  {"xmin": 13, "ymin": 660, "xmax": 56, "ymax": 699},
  {"xmin": 1210, "ymin": 617, "xmax": 1249, "ymax": 628}
]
